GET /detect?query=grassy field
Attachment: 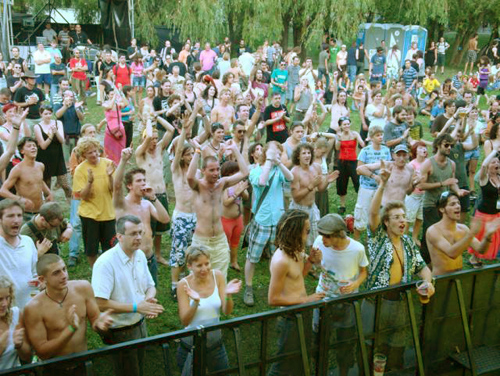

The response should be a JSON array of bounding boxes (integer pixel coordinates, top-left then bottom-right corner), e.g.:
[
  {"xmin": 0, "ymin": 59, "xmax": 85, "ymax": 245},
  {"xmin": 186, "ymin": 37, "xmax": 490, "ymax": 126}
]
[{"xmin": 49, "ymin": 66, "xmax": 499, "ymax": 351}]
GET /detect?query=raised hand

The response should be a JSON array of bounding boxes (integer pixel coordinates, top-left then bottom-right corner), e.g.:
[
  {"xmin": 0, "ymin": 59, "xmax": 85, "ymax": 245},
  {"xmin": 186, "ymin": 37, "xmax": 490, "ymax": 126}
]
[
  {"xmin": 235, "ymin": 180, "xmax": 249, "ymax": 195},
  {"xmin": 121, "ymin": 147, "xmax": 133, "ymax": 162},
  {"xmin": 66, "ymin": 304, "xmax": 80, "ymax": 329},
  {"xmin": 87, "ymin": 169, "xmax": 94, "ymax": 184},
  {"xmin": 36, "ymin": 238, "xmax": 53, "ymax": 256},
  {"xmin": 484, "ymin": 217, "xmax": 500, "ymax": 238},
  {"xmin": 226, "ymin": 279, "xmax": 242, "ymax": 295},
  {"xmin": 95, "ymin": 309, "xmax": 114, "ymax": 331},
  {"xmin": 11, "ymin": 108, "xmax": 29, "ymax": 128},
  {"xmin": 327, "ymin": 170, "xmax": 340, "ymax": 183},
  {"xmin": 106, "ymin": 162, "xmax": 116, "ymax": 176},
  {"xmin": 142, "ymin": 185, "xmax": 156, "ymax": 200},
  {"xmin": 183, "ymin": 284, "xmax": 200, "ymax": 302},
  {"xmin": 12, "ymin": 328, "xmax": 24, "ymax": 349},
  {"xmin": 469, "ymin": 217, "xmax": 482, "ymax": 236},
  {"xmin": 379, "ymin": 160, "xmax": 391, "ymax": 183},
  {"xmin": 308, "ymin": 247, "xmax": 322, "ymax": 264}
]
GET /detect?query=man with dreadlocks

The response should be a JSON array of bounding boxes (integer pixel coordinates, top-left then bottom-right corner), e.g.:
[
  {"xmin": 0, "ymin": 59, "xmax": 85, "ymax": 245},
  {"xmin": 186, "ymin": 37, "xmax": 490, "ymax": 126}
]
[{"xmin": 267, "ymin": 209, "xmax": 325, "ymax": 376}]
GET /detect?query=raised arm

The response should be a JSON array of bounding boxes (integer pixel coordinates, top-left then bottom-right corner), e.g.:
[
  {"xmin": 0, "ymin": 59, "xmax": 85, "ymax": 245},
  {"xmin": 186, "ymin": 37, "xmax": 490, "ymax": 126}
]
[
  {"xmin": 369, "ymin": 160, "xmax": 391, "ymax": 232},
  {"xmin": 187, "ymin": 139, "xmax": 202, "ymax": 190},
  {"xmin": 135, "ymin": 119, "xmax": 154, "ymax": 159},
  {"xmin": 478, "ymin": 148, "xmax": 499, "ymax": 185},
  {"xmin": 113, "ymin": 148, "xmax": 133, "ymax": 209},
  {"xmin": 222, "ymin": 141, "xmax": 249, "ymax": 189},
  {"xmin": 0, "ymin": 109, "xmax": 26, "ymax": 172}
]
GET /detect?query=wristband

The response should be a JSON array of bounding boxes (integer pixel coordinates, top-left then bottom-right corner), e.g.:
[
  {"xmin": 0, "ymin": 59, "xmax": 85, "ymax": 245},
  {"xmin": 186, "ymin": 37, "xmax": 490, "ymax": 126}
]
[
  {"xmin": 68, "ymin": 325, "xmax": 76, "ymax": 333},
  {"xmin": 195, "ymin": 148, "xmax": 201, "ymax": 154},
  {"xmin": 132, "ymin": 303, "xmax": 137, "ymax": 313},
  {"xmin": 225, "ymin": 296, "xmax": 232, "ymax": 301},
  {"xmin": 13, "ymin": 127, "xmax": 20, "ymax": 131}
]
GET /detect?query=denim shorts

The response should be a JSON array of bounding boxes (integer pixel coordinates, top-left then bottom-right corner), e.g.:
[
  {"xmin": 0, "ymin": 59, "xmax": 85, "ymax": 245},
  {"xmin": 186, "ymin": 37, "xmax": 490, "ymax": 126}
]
[
  {"xmin": 464, "ymin": 148, "xmax": 480, "ymax": 161},
  {"xmin": 36, "ymin": 73, "xmax": 51, "ymax": 85},
  {"xmin": 133, "ymin": 75, "xmax": 146, "ymax": 87}
]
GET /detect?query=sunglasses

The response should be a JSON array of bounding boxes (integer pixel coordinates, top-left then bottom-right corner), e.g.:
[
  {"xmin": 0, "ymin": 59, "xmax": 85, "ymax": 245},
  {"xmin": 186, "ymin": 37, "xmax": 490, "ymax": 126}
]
[{"xmin": 442, "ymin": 143, "xmax": 454, "ymax": 148}]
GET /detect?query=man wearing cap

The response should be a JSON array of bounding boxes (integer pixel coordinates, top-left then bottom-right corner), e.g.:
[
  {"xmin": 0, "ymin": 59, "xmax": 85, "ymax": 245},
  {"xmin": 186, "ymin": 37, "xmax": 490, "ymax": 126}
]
[
  {"xmin": 369, "ymin": 47, "xmax": 386, "ymax": 83},
  {"xmin": 313, "ymin": 213, "xmax": 368, "ymax": 376},
  {"xmin": 426, "ymin": 192, "xmax": 500, "ymax": 276},
  {"xmin": 13, "ymin": 71, "xmax": 45, "ymax": 131},
  {"xmin": 356, "ymin": 143, "xmax": 416, "ymax": 207}
]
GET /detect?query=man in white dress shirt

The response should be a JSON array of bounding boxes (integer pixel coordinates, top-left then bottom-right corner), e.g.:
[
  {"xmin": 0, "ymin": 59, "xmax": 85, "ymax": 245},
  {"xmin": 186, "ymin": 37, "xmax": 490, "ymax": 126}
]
[{"xmin": 92, "ymin": 215, "xmax": 164, "ymax": 376}]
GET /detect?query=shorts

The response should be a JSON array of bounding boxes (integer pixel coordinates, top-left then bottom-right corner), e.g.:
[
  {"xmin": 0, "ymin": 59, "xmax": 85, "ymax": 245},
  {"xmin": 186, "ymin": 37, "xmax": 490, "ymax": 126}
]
[
  {"xmin": 36, "ymin": 73, "xmax": 51, "ymax": 85},
  {"xmin": 150, "ymin": 193, "xmax": 170, "ymax": 235},
  {"xmin": 286, "ymin": 82, "xmax": 298, "ymax": 101},
  {"xmin": 437, "ymin": 53, "xmax": 446, "ymax": 66},
  {"xmin": 466, "ymin": 50, "xmax": 477, "ymax": 63},
  {"xmin": 289, "ymin": 201, "xmax": 320, "ymax": 247},
  {"xmin": 246, "ymin": 220, "xmax": 277, "ymax": 264},
  {"xmin": 405, "ymin": 193, "xmax": 424, "ymax": 223},
  {"xmin": 147, "ymin": 254, "xmax": 158, "ymax": 286},
  {"xmin": 221, "ymin": 215, "xmax": 244, "ymax": 249},
  {"xmin": 191, "ymin": 232, "xmax": 230, "ymax": 279},
  {"xmin": 386, "ymin": 66, "xmax": 399, "ymax": 80},
  {"xmin": 80, "ymin": 216, "xmax": 116, "ymax": 256},
  {"xmin": 464, "ymin": 148, "xmax": 480, "ymax": 161},
  {"xmin": 354, "ymin": 187, "xmax": 376, "ymax": 232},
  {"xmin": 133, "ymin": 76, "xmax": 146, "ymax": 87},
  {"xmin": 169, "ymin": 210, "xmax": 197, "ymax": 268}
]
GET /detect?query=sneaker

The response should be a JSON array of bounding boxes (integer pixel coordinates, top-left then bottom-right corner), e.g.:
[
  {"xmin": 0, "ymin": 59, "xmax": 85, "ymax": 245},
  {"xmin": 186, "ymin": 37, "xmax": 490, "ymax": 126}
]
[
  {"xmin": 68, "ymin": 257, "xmax": 77, "ymax": 267},
  {"xmin": 244, "ymin": 286, "xmax": 254, "ymax": 307},
  {"xmin": 338, "ymin": 206, "xmax": 346, "ymax": 216}
]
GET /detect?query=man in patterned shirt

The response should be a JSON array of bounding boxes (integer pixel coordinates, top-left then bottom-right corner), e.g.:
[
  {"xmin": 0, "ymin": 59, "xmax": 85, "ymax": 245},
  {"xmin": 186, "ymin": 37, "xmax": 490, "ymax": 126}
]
[{"xmin": 363, "ymin": 159, "xmax": 434, "ymax": 371}]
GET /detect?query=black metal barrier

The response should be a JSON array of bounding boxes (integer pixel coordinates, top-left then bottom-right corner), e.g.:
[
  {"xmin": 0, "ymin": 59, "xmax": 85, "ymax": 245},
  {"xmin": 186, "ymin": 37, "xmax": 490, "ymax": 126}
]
[{"xmin": 1, "ymin": 264, "xmax": 499, "ymax": 376}]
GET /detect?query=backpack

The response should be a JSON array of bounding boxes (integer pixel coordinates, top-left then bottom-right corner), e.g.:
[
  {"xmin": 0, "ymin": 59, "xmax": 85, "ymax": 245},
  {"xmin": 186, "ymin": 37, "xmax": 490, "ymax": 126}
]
[{"xmin": 113, "ymin": 64, "xmax": 131, "ymax": 76}]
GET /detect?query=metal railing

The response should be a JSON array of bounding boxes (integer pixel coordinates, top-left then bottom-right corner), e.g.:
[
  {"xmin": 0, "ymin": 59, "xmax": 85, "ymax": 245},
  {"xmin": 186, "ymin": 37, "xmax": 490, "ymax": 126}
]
[{"xmin": 1, "ymin": 264, "xmax": 499, "ymax": 376}]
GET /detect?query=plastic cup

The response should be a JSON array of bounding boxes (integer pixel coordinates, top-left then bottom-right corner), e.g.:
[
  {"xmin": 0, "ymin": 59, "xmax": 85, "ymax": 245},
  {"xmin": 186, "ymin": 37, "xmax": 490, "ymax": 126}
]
[
  {"xmin": 373, "ymin": 353, "xmax": 387, "ymax": 375},
  {"xmin": 416, "ymin": 280, "xmax": 430, "ymax": 304}
]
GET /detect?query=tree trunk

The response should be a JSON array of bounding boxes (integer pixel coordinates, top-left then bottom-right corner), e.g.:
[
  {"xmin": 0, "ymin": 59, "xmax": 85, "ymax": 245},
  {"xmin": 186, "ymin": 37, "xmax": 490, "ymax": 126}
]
[
  {"xmin": 450, "ymin": 30, "xmax": 475, "ymax": 66},
  {"xmin": 281, "ymin": 14, "xmax": 291, "ymax": 51}
]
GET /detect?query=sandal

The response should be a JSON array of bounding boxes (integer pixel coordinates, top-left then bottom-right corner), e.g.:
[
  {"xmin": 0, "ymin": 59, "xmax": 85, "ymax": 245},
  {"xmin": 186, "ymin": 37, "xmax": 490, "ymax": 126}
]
[{"xmin": 469, "ymin": 256, "xmax": 483, "ymax": 269}]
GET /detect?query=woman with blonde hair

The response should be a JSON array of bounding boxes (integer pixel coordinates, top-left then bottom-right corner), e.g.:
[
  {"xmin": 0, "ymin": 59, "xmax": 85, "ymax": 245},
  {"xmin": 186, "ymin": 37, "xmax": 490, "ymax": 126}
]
[{"xmin": 0, "ymin": 275, "xmax": 31, "ymax": 369}]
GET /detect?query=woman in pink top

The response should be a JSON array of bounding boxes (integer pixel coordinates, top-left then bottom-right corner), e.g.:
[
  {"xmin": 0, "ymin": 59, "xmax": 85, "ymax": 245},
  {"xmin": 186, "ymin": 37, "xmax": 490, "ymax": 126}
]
[
  {"xmin": 404, "ymin": 141, "xmax": 428, "ymax": 245},
  {"xmin": 131, "ymin": 55, "xmax": 145, "ymax": 105}
]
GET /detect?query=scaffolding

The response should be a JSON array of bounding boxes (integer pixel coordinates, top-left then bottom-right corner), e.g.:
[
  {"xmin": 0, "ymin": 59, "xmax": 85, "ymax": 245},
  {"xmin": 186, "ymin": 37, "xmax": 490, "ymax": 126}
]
[{"xmin": 0, "ymin": 0, "xmax": 13, "ymax": 59}]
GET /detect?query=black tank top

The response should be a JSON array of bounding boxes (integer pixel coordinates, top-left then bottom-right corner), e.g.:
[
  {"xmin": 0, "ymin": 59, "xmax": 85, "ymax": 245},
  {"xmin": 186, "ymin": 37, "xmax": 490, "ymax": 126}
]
[{"xmin": 477, "ymin": 180, "xmax": 499, "ymax": 215}]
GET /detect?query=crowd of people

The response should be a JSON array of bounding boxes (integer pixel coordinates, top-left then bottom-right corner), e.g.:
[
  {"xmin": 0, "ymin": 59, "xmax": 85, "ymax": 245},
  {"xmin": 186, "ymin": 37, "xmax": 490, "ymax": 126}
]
[{"xmin": 0, "ymin": 25, "xmax": 499, "ymax": 375}]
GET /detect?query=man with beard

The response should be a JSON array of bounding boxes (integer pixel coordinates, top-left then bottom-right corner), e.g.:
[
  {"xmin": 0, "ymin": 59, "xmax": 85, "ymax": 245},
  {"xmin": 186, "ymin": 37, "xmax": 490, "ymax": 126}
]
[
  {"xmin": 187, "ymin": 140, "xmax": 249, "ymax": 279},
  {"xmin": 13, "ymin": 71, "xmax": 45, "ymax": 130},
  {"xmin": 249, "ymin": 61, "xmax": 269, "ymax": 115},
  {"xmin": 431, "ymin": 99, "xmax": 457, "ymax": 137},
  {"xmin": 426, "ymin": 192, "xmax": 500, "ymax": 276},
  {"xmin": 211, "ymin": 88, "xmax": 236, "ymax": 134},
  {"xmin": 418, "ymin": 133, "xmax": 468, "ymax": 264},
  {"xmin": 383, "ymin": 105, "xmax": 410, "ymax": 151}
]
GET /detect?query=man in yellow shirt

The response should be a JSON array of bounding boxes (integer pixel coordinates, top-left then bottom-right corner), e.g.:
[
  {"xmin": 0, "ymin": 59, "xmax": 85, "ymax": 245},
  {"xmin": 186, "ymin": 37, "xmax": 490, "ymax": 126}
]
[{"xmin": 423, "ymin": 73, "xmax": 441, "ymax": 94}]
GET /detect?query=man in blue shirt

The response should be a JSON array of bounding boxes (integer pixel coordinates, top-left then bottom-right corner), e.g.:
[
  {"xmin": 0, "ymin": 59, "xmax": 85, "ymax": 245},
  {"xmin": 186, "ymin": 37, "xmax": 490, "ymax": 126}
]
[
  {"xmin": 369, "ymin": 47, "xmax": 386, "ymax": 83},
  {"xmin": 401, "ymin": 59, "xmax": 418, "ymax": 94},
  {"xmin": 270, "ymin": 61, "xmax": 289, "ymax": 105},
  {"xmin": 244, "ymin": 141, "xmax": 293, "ymax": 306}
]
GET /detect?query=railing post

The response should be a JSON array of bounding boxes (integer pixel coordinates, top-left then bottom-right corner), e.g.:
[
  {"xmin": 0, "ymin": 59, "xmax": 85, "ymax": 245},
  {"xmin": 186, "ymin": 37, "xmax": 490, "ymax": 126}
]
[
  {"xmin": 454, "ymin": 279, "xmax": 477, "ymax": 376},
  {"xmin": 315, "ymin": 305, "xmax": 330, "ymax": 376},
  {"xmin": 84, "ymin": 361, "xmax": 93, "ymax": 376},
  {"xmin": 232, "ymin": 327, "xmax": 246, "ymax": 375},
  {"xmin": 259, "ymin": 320, "xmax": 268, "ymax": 376},
  {"xmin": 161, "ymin": 343, "xmax": 172, "ymax": 376},
  {"xmin": 192, "ymin": 328, "xmax": 207, "ymax": 376},
  {"xmin": 295, "ymin": 313, "xmax": 311, "ymax": 376},
  {"xmin": 353, "ymin": 300, "xmax": 370, "ymax": 376},
  {"xmin": 405, "ymin": 290, "xmax": 425, "ymax": 375}
]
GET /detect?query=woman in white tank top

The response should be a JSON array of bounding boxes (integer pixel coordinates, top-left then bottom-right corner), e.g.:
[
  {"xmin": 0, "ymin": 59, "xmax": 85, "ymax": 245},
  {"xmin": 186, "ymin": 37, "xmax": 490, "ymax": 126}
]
[
  {"xmin": 176, "ymin": 245, "xmax": 241, "ymax": 375},
  {"xmin": 0, "ymin": 276, "xmax": 31, "ymax": 370}
]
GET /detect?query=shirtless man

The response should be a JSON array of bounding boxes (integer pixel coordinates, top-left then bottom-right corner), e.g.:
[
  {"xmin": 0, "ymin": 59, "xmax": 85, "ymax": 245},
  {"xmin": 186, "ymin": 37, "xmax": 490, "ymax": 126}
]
[
  {"xmin": 136, "ymin": 118, "xmax": 175, "ymax": 265},
  {"xmin": 426, "ymin": 192, "xmax": 500, "ymax": 276},
  {"xmin": 464, "ymin": 34, "xmax": 479, "ymax": 76},
  {"xmin": 267, "ymin": 209, "xmax": 324, "ymax": 376},
  {"xmin": 211, "ymin": 88, "xmax": 236, "ymax": 135},
  {"xmin": 229, "ymin": 99, "xmax": 261, "ymax": 163},
  {"xmin": 357, "ymin": 144, "xmax": 415, "ymax": 206},
  {"xmin": 187, "ymin": 140, "xmax": 249, "ymax": 279},
  {"xmin": 24, "ymin": 254, "xmax": 112, "ymax": 371},
  {"xmin": 290, "ymin": 143, "xmax": 338, "ymax": 246},
  {"xmin": 0, "ymin": 137, "xmax": 52, "ymax": 219},
  {"xmin": 113, "ymin": 148, "xmax": 170, "ymax": 284}
]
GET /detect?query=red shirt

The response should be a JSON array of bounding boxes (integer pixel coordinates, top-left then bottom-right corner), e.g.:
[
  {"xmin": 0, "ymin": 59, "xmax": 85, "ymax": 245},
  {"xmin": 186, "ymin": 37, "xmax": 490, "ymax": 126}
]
[
  {"xmin": 69, "ymin": 58, "xmax": 87, "ymax": 81},
  {"xmin": 114, "ymin": 64, "xmax": 131, "ymax": 88},
  {"xmin": 339, "ymin": 139, "xmax": 358, "ymax": 161}
]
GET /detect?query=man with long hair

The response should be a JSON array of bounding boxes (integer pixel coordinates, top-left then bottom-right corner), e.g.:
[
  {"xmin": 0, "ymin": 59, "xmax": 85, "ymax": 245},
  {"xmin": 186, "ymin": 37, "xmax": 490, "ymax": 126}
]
[{"xmin": 267, "ymin": 209, "xmax": 324, "ymax": 376}]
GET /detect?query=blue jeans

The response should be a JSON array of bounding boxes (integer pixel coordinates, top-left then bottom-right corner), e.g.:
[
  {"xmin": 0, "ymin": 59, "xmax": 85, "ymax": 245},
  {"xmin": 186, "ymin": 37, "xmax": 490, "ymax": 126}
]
[
  {"xmin": 318, "ymin": 68, "xmax": 330, "ymax": 89},
  {"xmin": 176, "ymin": 337, "xmax": 229, "ymax": 374},
  {"xmin": 347, "ymin": 65, "xmax": 357, "ymax": 85},
  {"xmin": 69, "ymin": 199, "xmax": 82, "ymax": 258},
  {"xmin": 50, "ymin": 83, "xmax": 59, "ymax": 107}
]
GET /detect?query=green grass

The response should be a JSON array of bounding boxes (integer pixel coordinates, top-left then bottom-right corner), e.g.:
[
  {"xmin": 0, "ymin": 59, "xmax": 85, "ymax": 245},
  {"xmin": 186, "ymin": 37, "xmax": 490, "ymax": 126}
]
[{"xmin": 49, "ymin": 66, "xmax": 499, "ymax": 352}]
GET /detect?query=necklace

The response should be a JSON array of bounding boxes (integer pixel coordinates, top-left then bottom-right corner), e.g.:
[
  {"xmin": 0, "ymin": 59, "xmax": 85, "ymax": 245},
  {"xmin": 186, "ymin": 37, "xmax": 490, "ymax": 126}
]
[
  {"xmin": 209, "ymin": 141, "xmax": 220, "ymax": 152},
  {"xmin": 45, "ymin": 287, "xmax": 69, "ymax": 308}
]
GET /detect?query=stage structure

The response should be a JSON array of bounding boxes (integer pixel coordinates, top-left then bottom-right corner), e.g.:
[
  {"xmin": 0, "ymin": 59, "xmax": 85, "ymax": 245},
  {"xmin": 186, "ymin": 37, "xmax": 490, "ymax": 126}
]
[{"xmin": 0, "ymin": 0, "xmax": 14, "ymax": 60}]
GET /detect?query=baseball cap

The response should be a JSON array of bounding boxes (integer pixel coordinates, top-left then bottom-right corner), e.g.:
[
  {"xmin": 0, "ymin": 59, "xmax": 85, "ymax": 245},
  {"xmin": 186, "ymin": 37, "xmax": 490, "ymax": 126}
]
[
  {"xmin": 317, "ymin": 214, "xmax": 347, "ymax": 235},
  {"xmin": 393, "ymin": 144, "xmax": 409, "ymax": 154},
  {"xmin": 2, "ymin": 103, "xmax": 17, "ymax": 113}
]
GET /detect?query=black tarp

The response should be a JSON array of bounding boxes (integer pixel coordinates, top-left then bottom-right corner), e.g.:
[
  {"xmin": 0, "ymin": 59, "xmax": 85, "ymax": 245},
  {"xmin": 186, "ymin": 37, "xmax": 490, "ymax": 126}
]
[{"xmin": 99, "ymin": 0, "xmax": 130, "ymax": 49}]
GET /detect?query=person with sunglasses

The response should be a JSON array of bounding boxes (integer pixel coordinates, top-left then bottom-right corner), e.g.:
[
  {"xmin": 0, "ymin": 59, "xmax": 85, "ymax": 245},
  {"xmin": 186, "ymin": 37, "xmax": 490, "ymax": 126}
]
[
  {"xmin": 364, "ymin": 159, "xmax": 434, "ymax": 371},
  {"xmin": 426, "ymin": 191, "xmax": 500, "ymax": 276},
  {"xmin": 270, "ymin": 61, "xmax": 289, "ymax": 105},
  {"xmin": 419, "ymin": 133, "xmax": 468, "ymax": 264}
]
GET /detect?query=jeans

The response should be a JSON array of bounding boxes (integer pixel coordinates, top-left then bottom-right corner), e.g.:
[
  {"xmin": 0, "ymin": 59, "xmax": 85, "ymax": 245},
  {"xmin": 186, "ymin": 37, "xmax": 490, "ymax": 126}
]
[
  {"xmin": 318, "ymin": 67, "xmax": 330, "ymax": 89},
  {"xmin": 69, "ymin": 199, "xmax": 82, "ymax": 258},
  {"xmin": 176, "ymin": 337, "xmax": 229, "ymax": 375},
  {"xmin": 347, "ymin": 65, "xmax": 357, "ymax": 85},
  {"xmin": 50, "ymin": 83, "xmax": 59, "ymax": 107}
]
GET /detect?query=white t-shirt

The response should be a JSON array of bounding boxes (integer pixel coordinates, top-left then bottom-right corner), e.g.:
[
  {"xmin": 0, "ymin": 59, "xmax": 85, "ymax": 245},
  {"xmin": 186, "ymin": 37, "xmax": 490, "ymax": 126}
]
[
  {"xmin": 365, "ymin": 103, "xmax": 387, "ymax": 128},
  {"xmin": 92, "ymin": 243, "xmax": 155, "ymax": 328},
  {"xmin": 437, "ymin": 42, "xmax": 449, "ymax": 54},
  {"xmin": 314, "ymin": 236, "xmax": 369, "ymax": 298},
  {"xmin": 33, "ymin": 50, "xmax": 51, "ymax": 74},
  {"xmin": 386, "ymin": 50, "xmax": 401, "ymax": 69},
  {"xmin": 0, "ymin": 236, "xmax": 37, "ymax": 309},
  {"xmin": 42, "ymin": 29, "xmax": 57, "ymax": 42},
  {"xmin": 238, "ymin": 53, "xmax": 255, "ymax": 77}
]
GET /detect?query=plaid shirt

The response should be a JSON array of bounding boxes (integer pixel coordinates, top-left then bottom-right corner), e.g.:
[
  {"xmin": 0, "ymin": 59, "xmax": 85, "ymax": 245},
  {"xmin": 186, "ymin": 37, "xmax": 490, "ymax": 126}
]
[{"xmin": 365, "ymin": 225, "xmax": 426, "ymax": 290}]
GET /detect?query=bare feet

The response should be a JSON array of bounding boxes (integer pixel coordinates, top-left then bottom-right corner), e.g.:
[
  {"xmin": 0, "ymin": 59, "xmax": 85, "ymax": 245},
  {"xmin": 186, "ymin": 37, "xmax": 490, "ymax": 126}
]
[{"xmin": 230, "ymin": 263, "xmax": 241, "ymax": 272}]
